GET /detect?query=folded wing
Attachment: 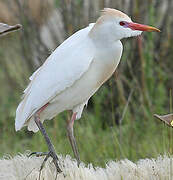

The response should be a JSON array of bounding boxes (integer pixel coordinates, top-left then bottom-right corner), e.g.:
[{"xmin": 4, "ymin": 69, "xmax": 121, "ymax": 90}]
[{"xmin": 15, "ymin": 23, "xmax": 95, "ymax": 131}]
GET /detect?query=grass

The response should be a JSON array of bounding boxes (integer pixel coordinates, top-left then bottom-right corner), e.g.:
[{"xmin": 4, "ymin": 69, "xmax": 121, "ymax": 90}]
[
  {"xmin": 0, "ymin": 40, "xmax": 172, "ymax": 168},
  {"xmin": 0, "ymin": 88, "xmax": 173, "ymax": 167}
]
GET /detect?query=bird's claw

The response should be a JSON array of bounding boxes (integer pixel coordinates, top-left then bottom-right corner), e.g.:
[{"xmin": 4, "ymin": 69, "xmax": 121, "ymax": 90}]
[
  {"xmin": 29, "ymin": 151, "xmax": 62, "ymax": 174},
  {"xmin": 28, "ymin": 152, "xmax": 49, "ymax": 157}
]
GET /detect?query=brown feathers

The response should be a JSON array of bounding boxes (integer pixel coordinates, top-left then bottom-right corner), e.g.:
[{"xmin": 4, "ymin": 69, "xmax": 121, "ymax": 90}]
[
  {"xmin": 89, "ymin": 8, "xmax": 131, "ymax": 35},
  {"xmin": 0, "ymin": 23, "xmax": 22, "ymax": 36},
  {"xmin": 101, "ymin": 8, "xmax": 130, "ymax": 19},
  {"xmin": 154, "ymin": 113, "xmax": 173, "ymax": 127},
  {"xmin": 97, "ymin": 8, "xmax": 130, "ymax": 25}
]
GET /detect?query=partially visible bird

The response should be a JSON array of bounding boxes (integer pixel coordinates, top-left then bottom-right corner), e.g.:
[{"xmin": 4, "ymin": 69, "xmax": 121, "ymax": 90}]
[
  {"xmin": 0, "ymin": 23, "xmax": 22, "ymax": 36},
  {"xmin": 154, "ymin": 114, "xmax": 173, "ymax": 127},
  {"xmin": 15, "ymin": 8, "xmax": 160, "ymax": 172}
]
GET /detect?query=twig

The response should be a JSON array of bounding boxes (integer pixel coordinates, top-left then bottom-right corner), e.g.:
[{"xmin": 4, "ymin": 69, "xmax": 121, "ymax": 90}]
[
  {"xmin": 119, "ymin": 88, "xmax": 134, "ymax": 144},
  {"xmin": 119, "ymin": 88, "xmax": 134, "ymax": 125}
]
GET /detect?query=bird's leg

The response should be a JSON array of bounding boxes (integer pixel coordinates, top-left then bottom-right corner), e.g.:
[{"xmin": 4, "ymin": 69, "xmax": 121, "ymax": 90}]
[
  {"xmin": 66, "ymin": 112, "xmax": 80, "ymax": 165},
  {"xmin": 33, "ymin": 104, "xmax": 62, "ymax": 173}
]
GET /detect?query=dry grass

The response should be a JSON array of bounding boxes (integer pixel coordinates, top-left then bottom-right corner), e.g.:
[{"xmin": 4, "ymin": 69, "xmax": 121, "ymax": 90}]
[
  {"xmin": 0, "ymin": 0, "xmax": 53, "ymax": 25},
  {"xmin": 0, "ymin": 152, "xmax": 173, "ymax": 180}
]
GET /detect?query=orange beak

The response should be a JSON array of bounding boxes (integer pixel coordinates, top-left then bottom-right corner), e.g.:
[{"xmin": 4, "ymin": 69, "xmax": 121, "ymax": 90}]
[{"xmin": 127, "ymin": 22, "xmax": 160, "ymax": 32}]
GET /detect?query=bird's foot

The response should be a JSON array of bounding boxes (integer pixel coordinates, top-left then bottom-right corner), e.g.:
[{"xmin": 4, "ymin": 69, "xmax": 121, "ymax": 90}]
[
  {"xmin": 29, "ymin": 151, "xmax": 62, "ymax": 173},
  {"xmin": 29, "ymin": 152, "xmax": 48, "ymax": 157}
]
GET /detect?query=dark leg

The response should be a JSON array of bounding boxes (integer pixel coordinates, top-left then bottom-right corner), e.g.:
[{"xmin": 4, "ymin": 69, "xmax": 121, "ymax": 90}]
[
  {"xmin": 66, "ymin": 112, "xmax": 80, "ymax": 165},
  {"xmin": 34, "ymin": 113, "xmax": 62, "ymax": 173}
]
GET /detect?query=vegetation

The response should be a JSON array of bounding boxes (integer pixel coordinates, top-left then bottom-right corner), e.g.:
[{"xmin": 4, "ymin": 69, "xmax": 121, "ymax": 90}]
[{"xmin": 0, "ymin": 0, "xmax": 173, "ymax": 167}]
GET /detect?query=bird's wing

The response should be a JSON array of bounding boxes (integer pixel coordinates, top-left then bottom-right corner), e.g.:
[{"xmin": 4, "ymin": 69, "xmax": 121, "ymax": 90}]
[{"xmin": 15, "ymin": 23, "xmax": 95, "ymax": 131}]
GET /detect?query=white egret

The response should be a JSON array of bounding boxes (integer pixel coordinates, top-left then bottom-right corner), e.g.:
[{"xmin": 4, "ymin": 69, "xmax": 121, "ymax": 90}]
[{"xmin": 15, "ymin": 8, "xmax": 160, "ymax": 172}]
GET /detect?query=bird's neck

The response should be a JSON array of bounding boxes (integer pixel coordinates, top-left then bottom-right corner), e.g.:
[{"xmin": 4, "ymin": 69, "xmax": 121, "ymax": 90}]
[
  {"xmin": 89, "ymin": 33, "xmax": 121, "ymax": 50},
  {"xmin": 88, "ymin": 24, "xmax": 119, "ymax": 48}
]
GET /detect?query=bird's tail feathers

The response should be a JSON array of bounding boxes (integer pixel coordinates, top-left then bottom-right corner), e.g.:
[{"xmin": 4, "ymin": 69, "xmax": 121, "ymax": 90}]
[
  {"xmin": 15, "ymin": 96, "xmax": 32, "ymax": 131},
  {"xmin": 15, "ymin": 97, "xmax": 42, "ymax": 132}
]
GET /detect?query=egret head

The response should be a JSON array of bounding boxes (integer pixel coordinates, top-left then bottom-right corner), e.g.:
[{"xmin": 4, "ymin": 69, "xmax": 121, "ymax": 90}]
[{"xmin": 90, "ymin": 8, "xmax": 160, "ymax": 42}]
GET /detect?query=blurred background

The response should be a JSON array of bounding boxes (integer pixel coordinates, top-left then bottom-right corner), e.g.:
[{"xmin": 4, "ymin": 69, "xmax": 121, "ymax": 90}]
[{"xmin": 0, "ymin": 0, "xmax": 173, "ymax": 167}]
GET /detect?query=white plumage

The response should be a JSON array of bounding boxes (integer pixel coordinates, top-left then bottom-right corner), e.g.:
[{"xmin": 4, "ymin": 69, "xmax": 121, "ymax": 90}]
[
  {"xmin": 15, "ymin": 8, "xmax": 160, "ymax": 133},
  {"xmin": 15, "ymin": 23, "xmax": 95, "ymax": 131},
  {"xmin": 15, "ymin": 8, "xmax": 160, "ymax": 170}
]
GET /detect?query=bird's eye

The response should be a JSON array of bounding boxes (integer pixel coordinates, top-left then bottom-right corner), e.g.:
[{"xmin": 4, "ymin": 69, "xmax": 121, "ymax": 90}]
[{"xmin": 119, "ymin": 21, "xmax": 125, "ymax": 26}]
